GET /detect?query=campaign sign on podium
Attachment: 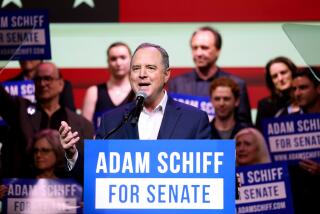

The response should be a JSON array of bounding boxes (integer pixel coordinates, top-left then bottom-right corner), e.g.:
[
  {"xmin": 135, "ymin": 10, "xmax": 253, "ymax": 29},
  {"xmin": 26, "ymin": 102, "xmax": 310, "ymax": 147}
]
[{"xmin": 84, "ymin": 139, "xmax": 235, "ymax": 214}]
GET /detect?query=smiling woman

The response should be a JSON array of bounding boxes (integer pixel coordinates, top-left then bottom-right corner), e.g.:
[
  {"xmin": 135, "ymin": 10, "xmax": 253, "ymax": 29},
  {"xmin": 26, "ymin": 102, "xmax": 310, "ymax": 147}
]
[{"xmin": 235, "ymin": 128, "xmax": 271, "ymax": 166}]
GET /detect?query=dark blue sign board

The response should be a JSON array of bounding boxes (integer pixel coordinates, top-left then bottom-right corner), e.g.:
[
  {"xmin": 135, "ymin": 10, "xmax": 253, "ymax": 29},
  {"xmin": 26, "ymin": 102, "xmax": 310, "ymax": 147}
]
[
  {"xmin": 262, "ymin": 113, "xmax": 320, "ymax": 163},
  {"xmin": 84, "ymin": 139, "xmax": 235, "ymax": 214},
  {"xmin": 169, "ymin": 93, "xmax": 214, "ymax": 120},
  {"xmin": 2, "ymin": 178, "xmax": 83, "ymax": 214},
  {"xmin": 236, "ymin": 162, "xmax": 294, "ymax": 213},
  {"xmin": 0, "ymin": 10, "xmax": 51, "ymax": 60}
]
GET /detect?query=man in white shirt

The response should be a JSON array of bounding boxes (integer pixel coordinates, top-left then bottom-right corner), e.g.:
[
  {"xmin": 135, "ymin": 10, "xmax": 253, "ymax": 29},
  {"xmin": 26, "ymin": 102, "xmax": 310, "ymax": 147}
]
[{"xmin": 59, "ymin": 43, "xmax": 211, "ymax": 180}]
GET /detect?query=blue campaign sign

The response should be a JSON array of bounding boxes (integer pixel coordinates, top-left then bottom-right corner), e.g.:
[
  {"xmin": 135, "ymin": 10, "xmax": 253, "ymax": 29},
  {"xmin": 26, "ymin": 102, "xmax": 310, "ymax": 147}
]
[
  {"xmin": 84, "ymin": 139, "xmax": 235, "ymax": 214},
  {"xmin": 0, "ymin": 10, "xmax": 51, "ymax": 60},
  {"xmin": 2, "ymin": 178, "xmax": 83, "ymax": 214},
  {"xmin": 169, "ymin": 93, "xmax": 214, "ymax": 121},
  {"xmin": 236, "ymin": 162, "xmax": 294, "ymax": 214},
  {"xmin": 262, "ymin": 113, "xmax": 320, "ymax": 163},
  {"xmin": 0, "ymin": 80, "xmax": 35, "ymax": 126}
]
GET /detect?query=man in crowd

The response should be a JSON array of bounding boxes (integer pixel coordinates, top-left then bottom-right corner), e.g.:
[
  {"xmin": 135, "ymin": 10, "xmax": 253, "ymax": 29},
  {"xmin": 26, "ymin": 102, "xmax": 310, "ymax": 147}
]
[
  {"xmin": 0, "ymin": 62, "xmax": 93, "ymax": 178},
  {"xmin": 168, "ymin": 26, "xmax": 252, "ymax": 125},
  {"xmin": 59, "ymin": 43, "xmax": 212, "ymax": 180},
  {"xmin": 289, "ymin": 67, "xmax": 320, "ymax": 213},
  {"xmin": 292, "ymin": 67, "xmax": 320, "ymax": 115},
  {"xmin": 8, "ymin": 60, "xmax": 76, "ymax": 111},
  {"xmin": 210, "ymin": 77, "xmax": 248, "ymax": 139}
]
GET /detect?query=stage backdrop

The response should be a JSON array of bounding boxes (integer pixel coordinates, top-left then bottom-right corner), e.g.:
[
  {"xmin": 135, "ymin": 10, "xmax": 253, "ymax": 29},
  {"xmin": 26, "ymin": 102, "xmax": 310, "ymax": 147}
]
[{"xmin": 1, "ymin": 0, "xmax": 319, "ymax": 116}]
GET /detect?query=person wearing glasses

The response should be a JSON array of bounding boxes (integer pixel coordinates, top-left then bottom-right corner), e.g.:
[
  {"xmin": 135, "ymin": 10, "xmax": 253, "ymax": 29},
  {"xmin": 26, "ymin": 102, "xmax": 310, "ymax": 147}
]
[
  {"xmin": 27, "ymin": 129, "xmax": 66, "ymax": 179},
  {"xmin": 0, "ymin": 129, "xmax": 81, "ymax": 210},
  {"xmin": 7, "ymin": 60, "xmax": 76, "ymax": 111},
  {"xmin": 0, "ymin": 62, "xmax": 94, "ymax": 179},
  {"xmin": 0, "ymin": 129, "xmax": 65, "ymax": 195}
]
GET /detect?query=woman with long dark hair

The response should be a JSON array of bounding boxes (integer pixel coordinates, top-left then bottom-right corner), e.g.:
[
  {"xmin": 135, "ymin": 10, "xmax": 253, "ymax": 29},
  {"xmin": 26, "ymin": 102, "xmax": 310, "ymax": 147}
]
[{"xmin": 256, "ymin": 56, "xmax": 299, "ymax": 131}]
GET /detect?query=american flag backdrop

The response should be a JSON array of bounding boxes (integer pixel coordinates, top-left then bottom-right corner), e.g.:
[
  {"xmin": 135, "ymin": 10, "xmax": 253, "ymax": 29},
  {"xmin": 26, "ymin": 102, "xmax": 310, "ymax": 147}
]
[{"xmin": 1, "ymin": 0, "xmax": 320, "ymax": 117}]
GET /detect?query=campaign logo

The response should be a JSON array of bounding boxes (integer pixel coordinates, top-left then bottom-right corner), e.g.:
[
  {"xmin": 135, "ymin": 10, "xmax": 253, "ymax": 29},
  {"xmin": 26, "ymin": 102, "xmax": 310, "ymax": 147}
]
[
  {"xmin": 2, "ymin": 178, "xmax": 83, "ymax": 214},
  {"xmin": 0, "ymin": 9, "xmax": 51, "ymax": 60},
  {"xmin": 84, "ymin": 139, "xmax": 235, "ymax": 213},
  {"xmin": 236, "ymin": 162, "xmax": 294, "ymax": 214},
  {"xmin": 262, "ymin": 113, "xmax": 320, "ymax": 163}
]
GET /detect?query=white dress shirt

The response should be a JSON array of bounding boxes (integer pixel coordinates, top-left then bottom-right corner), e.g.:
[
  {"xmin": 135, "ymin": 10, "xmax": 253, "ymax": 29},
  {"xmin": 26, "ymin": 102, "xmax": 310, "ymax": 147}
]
[
  {"xmin": 138, "ymin": 91, "xmax": 168, "ymax": 140},
  {"xmin": 67, "ymin": 91, "xmax": 168, "ymax": 170}
]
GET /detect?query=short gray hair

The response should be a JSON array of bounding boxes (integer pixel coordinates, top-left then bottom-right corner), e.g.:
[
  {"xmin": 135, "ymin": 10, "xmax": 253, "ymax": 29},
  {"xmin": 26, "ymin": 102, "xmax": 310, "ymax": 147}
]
[{"xmin": 131, "ymin": 43, "xmax": 170, "ymax": 70}]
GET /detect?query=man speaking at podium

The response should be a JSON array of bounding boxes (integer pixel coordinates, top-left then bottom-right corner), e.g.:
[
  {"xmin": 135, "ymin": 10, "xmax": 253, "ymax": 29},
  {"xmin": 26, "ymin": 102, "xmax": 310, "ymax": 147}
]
[{"xmin": 59, "ymin": 43, "xmax": 212, "ymax": 180}]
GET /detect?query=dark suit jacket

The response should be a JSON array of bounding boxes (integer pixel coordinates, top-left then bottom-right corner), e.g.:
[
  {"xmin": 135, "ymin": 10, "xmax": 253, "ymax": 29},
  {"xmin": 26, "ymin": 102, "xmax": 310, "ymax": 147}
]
[
  {"xmin": 96, "ymin": 97, "xmax": 212, "ymax": 139},
  {"xmin": 255, "ymin": 94, "xmax": 291, "ymax": 131},
  {"xmin": 71, "ymin": 97, "xmax": 212, "ymax": 183},
  {"xmin": 0, "ymin": 85, "xmax": 94, "ymax": 178},
  {"xmin": 168, "ymin": 68, "xmax": 252, "ymax": 126}
]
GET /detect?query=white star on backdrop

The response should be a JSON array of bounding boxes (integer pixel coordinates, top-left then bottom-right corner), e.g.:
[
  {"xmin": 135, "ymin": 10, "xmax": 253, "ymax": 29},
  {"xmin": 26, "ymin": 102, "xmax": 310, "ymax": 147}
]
[
  {"xmin": 1, "ymin": 0, "xmax": 22, "ymax": 8},
  {"xmin": 73, "ymin": 0, "xmax": 95, "ymax": 8}
]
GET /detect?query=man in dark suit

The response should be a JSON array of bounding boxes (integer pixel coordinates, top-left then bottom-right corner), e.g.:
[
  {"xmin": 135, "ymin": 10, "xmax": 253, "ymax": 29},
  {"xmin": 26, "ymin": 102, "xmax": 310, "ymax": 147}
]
[
  {"xmin": 59, "ymin": 43, "xmax": 211, "ymax": 176},
  {"xmin": 286, "ymin": 68, "xmax": 320, "ymax": 214},
  {"xmin": 168, "ymin": 26, "xmax": 252, "ymax": 126},
  {"xmin": 0, "ymin": 62, "xmax": 94, "ymax": 178}
]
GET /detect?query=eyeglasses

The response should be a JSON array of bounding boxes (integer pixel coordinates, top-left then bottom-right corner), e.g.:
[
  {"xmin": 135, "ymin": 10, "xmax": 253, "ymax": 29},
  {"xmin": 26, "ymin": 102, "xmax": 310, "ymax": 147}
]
[
  {"xmin": 33, "ymin": 76, "xmax": 60, "ymax": 84},
  {"xmin": 33, "ymin": 148, "xmax": 53, "ymax": 155}
]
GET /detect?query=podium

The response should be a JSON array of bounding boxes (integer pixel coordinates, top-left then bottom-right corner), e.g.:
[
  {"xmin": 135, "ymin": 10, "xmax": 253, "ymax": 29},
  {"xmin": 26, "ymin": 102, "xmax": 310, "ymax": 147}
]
[{"xmin": 84, "ymin": 139, "xmax": 235, "ymax": 213}]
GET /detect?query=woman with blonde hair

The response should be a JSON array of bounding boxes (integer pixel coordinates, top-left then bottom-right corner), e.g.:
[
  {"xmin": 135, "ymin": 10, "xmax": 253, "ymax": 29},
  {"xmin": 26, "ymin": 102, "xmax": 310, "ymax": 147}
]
[{"xmin": 235, "ymin": 128, "xmax": 271, "ymax": 166}]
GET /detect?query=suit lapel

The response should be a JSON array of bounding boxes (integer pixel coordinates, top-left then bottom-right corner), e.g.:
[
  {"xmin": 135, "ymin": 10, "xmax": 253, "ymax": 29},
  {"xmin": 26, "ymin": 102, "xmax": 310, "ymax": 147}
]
[
  {"xmin": 125, "ymin": 123, "xmax": 139, "ymax": 139},
  {"xmin": 124, "ymin": 104, "xmax": 139, "ymax": 139},
  {"xmin": 157, "ymin": 98, "xmax": 182, "ymax": 139}
]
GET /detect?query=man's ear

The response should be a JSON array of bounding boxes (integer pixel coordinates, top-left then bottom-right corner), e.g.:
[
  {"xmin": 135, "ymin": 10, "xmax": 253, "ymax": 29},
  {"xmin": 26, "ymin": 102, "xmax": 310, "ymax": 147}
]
[
  {"xmin": 58, "ymin": 79, "xmax": 65, "ymax": 93},
  {"xmin": 164, "ymin": 68, "xmax": 171, "ymax": 83}
]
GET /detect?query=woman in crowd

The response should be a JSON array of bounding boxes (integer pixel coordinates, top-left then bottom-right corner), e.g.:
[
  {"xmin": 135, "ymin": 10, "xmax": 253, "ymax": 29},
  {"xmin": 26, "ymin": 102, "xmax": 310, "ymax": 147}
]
[
  {"xmin": 255, "ymin": 56, "xmax": 299, "ymax": 131},
  {"xmin": 235, "ymin": 127, "xmax": 271, "ymax": 166},
  {"xmin": 82, "ymin": 42, "xmax": 135, "ymax": 127},
  {"xmin": 0, "ymin": 129, "xmax": 67, "ymax": 198},
  {"xmin": 27, "ymin": 129, "xmax": 66, "ymax": 178}
]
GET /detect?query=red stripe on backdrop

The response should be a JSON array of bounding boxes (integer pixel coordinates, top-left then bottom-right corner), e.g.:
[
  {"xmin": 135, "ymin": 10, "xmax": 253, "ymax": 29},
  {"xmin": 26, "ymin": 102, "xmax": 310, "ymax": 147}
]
[
  {"xmin": 0, "ymin": 67, "xmax": 269, "ymax": 109},
  {"xmin": 120, "ymin": 0, "xmax": 320, "ymax": 22}
]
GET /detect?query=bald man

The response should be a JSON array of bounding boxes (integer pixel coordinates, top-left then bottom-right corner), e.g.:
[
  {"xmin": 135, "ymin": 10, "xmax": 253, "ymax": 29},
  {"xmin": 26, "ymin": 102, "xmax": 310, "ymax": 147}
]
[{"xmin": 0, "ymin": 62, "xmax": 94, "ymax": 178}]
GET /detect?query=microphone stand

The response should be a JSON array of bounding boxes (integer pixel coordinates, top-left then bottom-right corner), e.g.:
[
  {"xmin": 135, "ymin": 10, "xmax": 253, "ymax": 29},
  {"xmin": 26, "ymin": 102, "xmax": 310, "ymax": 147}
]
[
  {"xmin": 130, "ymin": 103, "xmax": 143, "ymax": 125},
  {"xmin": 103, "ymin": 109, "xmax": 134, "ymax": 139}
]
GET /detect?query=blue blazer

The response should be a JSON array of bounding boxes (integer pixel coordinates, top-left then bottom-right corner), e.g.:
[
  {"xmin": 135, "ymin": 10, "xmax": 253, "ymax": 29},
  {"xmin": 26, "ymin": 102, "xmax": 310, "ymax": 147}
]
[
  {"xmin": 71, "ymin": 97, "xmax": 211, "ymax": 184},
  {"xmin": 96, "ymin": 97, "xmax": 212, "ymax": 139}
]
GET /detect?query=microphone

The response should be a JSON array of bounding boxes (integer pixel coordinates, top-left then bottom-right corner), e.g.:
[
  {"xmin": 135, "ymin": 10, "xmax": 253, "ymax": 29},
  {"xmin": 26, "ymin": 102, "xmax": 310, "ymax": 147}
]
[{"xmin": 131, "ymin": 91, "xmax": 147, "ymax": 125}]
